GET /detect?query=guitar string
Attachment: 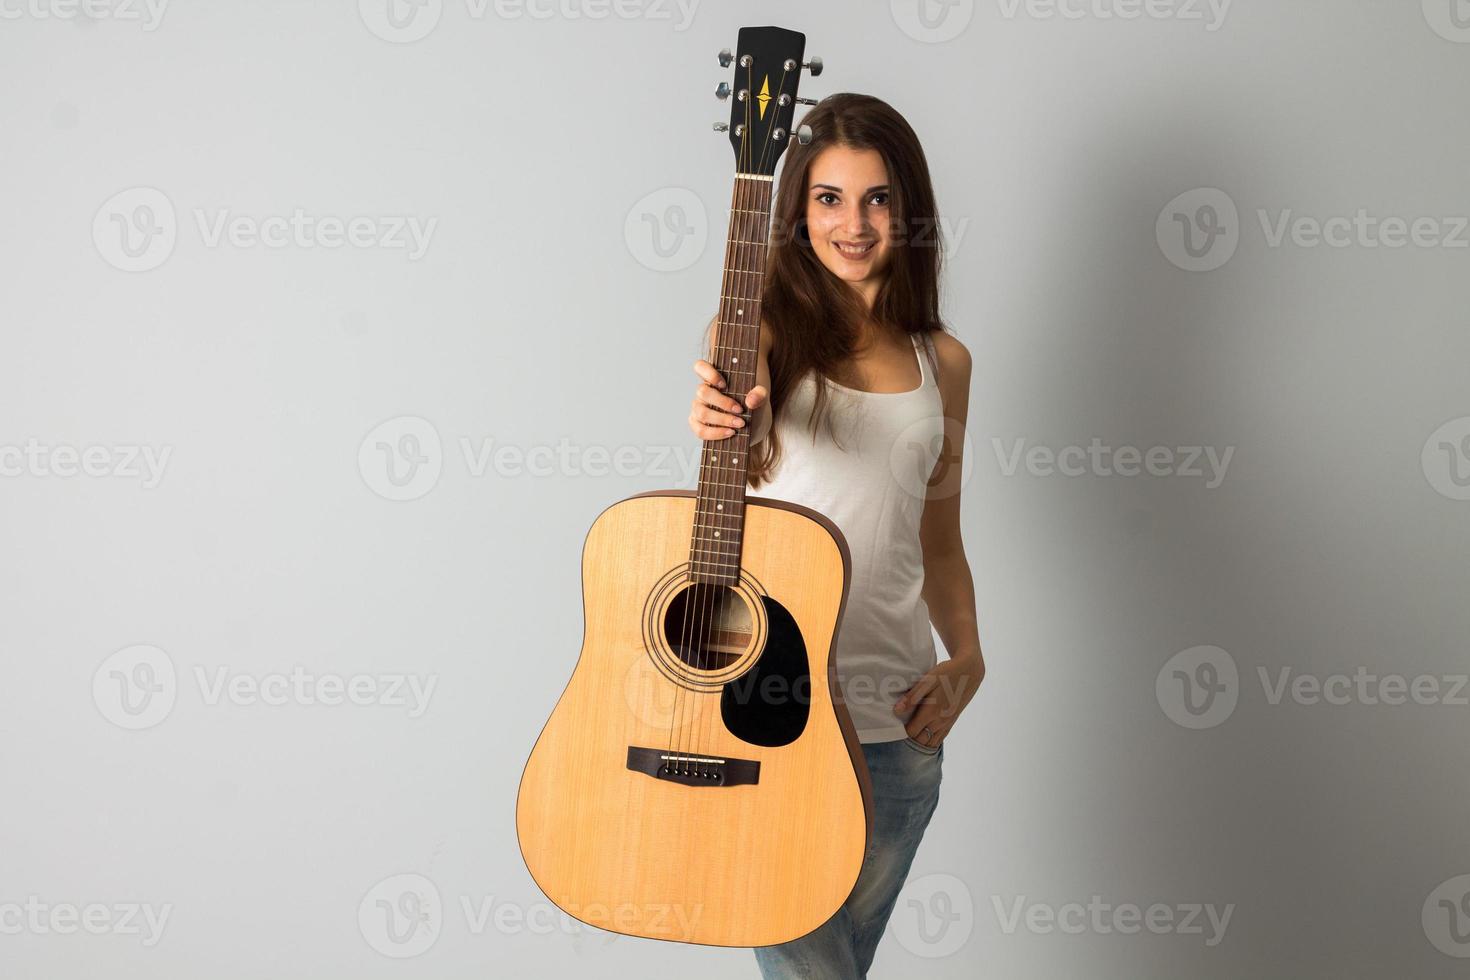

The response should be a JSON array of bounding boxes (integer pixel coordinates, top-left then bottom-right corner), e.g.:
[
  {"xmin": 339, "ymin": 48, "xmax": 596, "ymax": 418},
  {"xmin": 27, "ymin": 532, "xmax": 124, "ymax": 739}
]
[
  {"xmin": 714, "ymin": 66, "xmax": 783, "ymax": 775},
  {"xmin": 686, "ymin": 58, "xmax": 755, "ymax": 780},
  {"xmin": 696, "ymin": 92, "xmax": 754, "ymax": 779},
  {"xmin": 696, "ymin": 82, "xmax": 759, "ymax": 779},
  {"xmin": 686, "ymin": 75, "xmax": 749, "ymax": 780},
  {"xmin": 669, "ymin": 97, "xmax": 747, "ymax": 777},
  {"xmin": 697, "ymin": 58, "xmax": 766, "ymax": 779},
  {"xmin": 692, "ymin": 59, "xmax": 787, "ymax": 779},
  {"xmin": 675, "ymin": 122, "xmax": 754, "ymax": 775},
  {"xmin": 699, "ymin": 61, "xmax": 787, "ymax": 778}
]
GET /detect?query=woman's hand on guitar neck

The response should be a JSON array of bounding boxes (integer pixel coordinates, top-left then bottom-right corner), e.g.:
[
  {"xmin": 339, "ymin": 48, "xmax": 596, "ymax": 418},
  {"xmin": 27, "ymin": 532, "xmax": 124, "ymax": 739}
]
[{"xmin": 690, "ymin": 359, "xmax": 768, "ymax": 441}]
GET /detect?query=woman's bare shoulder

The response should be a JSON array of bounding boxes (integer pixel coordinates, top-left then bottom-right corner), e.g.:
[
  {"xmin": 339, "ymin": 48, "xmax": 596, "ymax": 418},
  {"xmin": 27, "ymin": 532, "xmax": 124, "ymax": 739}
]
[
  {"xmin": 927, "ymin": 328, "xmax": 972, "ymax": 374},
  {"xmin": 925, "ymin": 328, "xmax": 972, "ymax": 419}
]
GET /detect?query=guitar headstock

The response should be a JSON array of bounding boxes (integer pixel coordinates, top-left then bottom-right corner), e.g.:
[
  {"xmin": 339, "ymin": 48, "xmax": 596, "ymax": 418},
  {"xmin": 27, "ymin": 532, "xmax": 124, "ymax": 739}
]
[{"xmin": 715, "ymin": 26, "xmax": 822, "ymax": 177}]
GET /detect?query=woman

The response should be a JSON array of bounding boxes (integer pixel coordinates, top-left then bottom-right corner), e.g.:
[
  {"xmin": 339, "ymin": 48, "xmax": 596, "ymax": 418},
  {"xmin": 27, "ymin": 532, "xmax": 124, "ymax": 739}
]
[{"xmin": 688, "ymin": 93, "xmax": 987, "ymax": 979}]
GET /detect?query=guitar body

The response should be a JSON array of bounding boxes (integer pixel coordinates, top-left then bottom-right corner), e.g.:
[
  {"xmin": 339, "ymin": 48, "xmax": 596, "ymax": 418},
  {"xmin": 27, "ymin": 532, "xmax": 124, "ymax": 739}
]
[{"xmin": 516, "ymin": 489, "xmax": 871, "ymax": 947}]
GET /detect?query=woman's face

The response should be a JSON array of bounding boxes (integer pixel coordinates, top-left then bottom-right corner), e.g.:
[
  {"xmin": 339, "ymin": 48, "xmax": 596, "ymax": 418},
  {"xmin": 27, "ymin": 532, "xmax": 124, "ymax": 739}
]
[{"xmin": 804, "ymin": 144, "xmax": 893, "ymax": 298}]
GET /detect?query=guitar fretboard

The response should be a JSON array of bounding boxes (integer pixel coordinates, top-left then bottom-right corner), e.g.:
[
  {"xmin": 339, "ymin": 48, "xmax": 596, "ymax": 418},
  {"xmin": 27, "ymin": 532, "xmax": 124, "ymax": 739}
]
[{"xmin": 690, "ymin": 173, "xmax": 772, "ymax": 585}]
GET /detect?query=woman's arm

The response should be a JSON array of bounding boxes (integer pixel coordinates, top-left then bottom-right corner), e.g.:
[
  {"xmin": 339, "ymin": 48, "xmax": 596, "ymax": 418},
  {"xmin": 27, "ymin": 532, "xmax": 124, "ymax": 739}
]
[{"xmin": 896, "ymin": 331, "xmax": 986, "ymax": 745}]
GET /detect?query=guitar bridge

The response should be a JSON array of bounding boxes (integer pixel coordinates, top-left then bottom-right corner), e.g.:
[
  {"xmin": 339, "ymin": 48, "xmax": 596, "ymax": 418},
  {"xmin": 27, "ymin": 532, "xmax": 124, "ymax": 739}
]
[{"xmin": 626, "ymin": 745, "xmax": 760, "ymax": 787}]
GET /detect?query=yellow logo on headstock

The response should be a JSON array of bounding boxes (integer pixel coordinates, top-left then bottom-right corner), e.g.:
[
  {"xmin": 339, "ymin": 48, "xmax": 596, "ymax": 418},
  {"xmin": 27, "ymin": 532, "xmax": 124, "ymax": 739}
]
[{"xmin": 756, "ymin": 76, "xmax": 771, "ymax": 119}]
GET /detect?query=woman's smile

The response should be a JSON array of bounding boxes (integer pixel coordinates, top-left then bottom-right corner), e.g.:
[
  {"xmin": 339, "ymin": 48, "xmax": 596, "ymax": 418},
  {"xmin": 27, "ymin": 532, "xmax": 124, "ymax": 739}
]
[{"xmin": 833, "ymin": 239, "xmax": 877, "ymax": 258}]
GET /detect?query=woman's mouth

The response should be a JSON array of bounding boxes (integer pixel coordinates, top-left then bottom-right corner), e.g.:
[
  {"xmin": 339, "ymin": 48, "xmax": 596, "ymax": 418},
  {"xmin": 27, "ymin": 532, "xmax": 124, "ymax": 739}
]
[{"xmin": 832, "ymin": 240, "xmax": 876, "ymax": 258}]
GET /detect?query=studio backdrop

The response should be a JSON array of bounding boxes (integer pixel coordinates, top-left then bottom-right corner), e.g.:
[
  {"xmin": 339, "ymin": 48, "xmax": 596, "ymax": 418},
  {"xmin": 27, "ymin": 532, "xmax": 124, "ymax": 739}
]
[{"xmin": 2, "ymin": 1, "xmax": 1468, "ymax": 977}]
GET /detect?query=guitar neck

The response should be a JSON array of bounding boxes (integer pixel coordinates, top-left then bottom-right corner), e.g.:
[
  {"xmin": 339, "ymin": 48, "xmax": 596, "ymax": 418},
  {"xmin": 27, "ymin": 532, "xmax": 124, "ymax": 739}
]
[{"xmin": 690, "ymin": 172, "xmax": 773, "ymax": 585}]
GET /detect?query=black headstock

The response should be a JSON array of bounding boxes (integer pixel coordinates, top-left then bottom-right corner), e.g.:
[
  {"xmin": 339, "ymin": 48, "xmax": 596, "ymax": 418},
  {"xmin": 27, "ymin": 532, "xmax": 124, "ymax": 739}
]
[{"xmin": 717, "ymin": 26, "xmax": 820, "ymax": 177}]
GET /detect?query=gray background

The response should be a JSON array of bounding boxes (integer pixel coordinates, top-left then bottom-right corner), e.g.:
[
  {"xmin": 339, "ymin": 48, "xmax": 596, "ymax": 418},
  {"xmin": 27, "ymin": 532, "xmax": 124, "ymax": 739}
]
[{"xmin": 2, "ymin": 0, "xmax": 1469, "ymax": 977}]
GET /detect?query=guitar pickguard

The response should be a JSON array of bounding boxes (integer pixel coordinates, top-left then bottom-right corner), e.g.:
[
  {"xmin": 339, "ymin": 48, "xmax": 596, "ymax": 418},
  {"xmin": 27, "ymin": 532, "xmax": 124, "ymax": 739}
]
[{"xmin": 720, "ymin": 594, "xmax": 810, "ymax": 747}]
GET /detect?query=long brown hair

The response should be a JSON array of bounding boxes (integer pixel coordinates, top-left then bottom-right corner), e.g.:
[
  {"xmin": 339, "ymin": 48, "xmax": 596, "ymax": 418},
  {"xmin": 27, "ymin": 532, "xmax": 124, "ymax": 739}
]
[{"xmin": 746, "ymin": 92, "xmax": 947, "ymax": 489}]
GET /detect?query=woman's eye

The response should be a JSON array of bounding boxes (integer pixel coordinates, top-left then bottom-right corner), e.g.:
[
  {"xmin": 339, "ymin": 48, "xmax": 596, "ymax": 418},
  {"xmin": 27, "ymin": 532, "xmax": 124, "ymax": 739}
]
[
  {"xmin": 870, "ymin": 193, "xmax": 889, "ymax": 206},
  {"xmin": 815, "ymin": 192, "xmax": 838, "ymax": 205}
]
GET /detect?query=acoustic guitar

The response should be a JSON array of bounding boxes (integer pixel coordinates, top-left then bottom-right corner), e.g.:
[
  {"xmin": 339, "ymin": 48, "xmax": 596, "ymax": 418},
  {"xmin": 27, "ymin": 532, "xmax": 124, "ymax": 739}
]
[{"xmin": 516, "ymin": 26, "xmax": 870, "ymax": 948}]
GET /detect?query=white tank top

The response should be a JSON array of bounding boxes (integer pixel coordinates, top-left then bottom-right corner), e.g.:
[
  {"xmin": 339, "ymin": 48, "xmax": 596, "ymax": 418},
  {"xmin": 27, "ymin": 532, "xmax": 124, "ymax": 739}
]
[{"xmin": 750, "ymin": 331, "xmax": 945, "ymax": 743}]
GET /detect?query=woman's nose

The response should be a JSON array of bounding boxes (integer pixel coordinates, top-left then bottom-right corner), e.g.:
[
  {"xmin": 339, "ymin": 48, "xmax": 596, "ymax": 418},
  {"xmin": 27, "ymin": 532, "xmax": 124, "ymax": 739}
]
[{"xmin": 842, "ymin": 207, "xmax": 873, "ymax": 234}]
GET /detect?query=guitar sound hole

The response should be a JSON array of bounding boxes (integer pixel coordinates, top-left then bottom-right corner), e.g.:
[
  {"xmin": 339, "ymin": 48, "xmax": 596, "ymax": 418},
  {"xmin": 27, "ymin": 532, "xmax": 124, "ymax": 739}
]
[{"xmin": 663, "ymin": 583, "xmax": 753, "ymax": 672}]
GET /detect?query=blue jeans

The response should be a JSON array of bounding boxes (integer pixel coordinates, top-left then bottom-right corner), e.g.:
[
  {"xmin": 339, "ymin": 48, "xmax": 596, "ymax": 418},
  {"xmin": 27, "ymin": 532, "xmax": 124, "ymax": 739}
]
[{"xmin": 753, "ymin": 736, "xmax": 944, "ymax": 979}]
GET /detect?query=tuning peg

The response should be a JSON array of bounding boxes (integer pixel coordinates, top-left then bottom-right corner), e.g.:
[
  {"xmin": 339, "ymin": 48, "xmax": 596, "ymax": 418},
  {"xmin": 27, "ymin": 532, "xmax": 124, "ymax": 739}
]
[
  {"xmin": 716, "ymin": 82, "xmax": 730, "ymax": 101},
  {"xmin": 803, "ymin": 56, "xmax": 823, "ymax": 76},
  {"xmin": 795, "ymin": 96, "xmax": 818, "ymax": 106},
  {"xmin": 713, "ymin": 122, "xmax": 729, "ymax": 132},
  {"xmin": 718, "ymin": 48, "xmax": 733, "ymax": 67},
  {"xmin": 796, "ymin": 124, "xmax": 813, "ymax": 145}
]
